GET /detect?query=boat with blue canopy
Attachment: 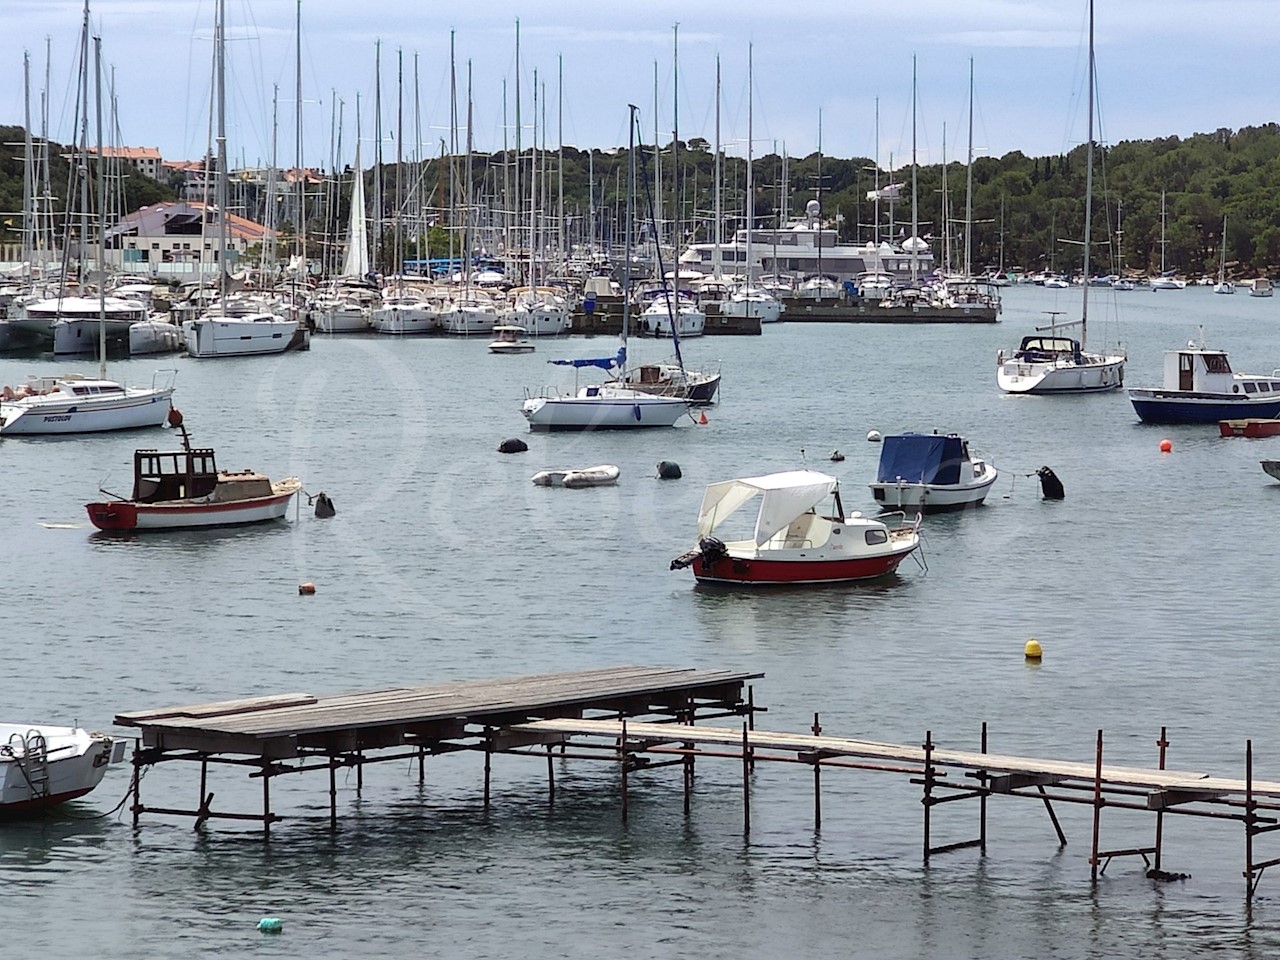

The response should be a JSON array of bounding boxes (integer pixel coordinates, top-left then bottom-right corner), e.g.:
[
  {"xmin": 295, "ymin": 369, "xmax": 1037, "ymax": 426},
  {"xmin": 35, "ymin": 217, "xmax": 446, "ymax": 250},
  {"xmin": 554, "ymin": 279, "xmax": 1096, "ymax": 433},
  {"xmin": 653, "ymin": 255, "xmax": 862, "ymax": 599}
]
[{"xmin": 868, "ymin": 432, "xmax": 997, "ymax": 512}]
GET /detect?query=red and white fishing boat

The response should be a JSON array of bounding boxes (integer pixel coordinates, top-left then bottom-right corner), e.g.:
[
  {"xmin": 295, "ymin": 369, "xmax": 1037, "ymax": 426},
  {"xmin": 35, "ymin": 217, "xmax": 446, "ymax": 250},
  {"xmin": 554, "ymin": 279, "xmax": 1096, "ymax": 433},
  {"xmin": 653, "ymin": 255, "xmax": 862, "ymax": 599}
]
[
  {"xmin": 670, "ymin": 469, "xmax": 921, "ymax": 585},
  {"xmin": 85, "ymin": 409, "xmax": 302, "ymax": 532},
  {"xmin": 0, "ymin": 723, "xmax": 125, "ymax": 814}
]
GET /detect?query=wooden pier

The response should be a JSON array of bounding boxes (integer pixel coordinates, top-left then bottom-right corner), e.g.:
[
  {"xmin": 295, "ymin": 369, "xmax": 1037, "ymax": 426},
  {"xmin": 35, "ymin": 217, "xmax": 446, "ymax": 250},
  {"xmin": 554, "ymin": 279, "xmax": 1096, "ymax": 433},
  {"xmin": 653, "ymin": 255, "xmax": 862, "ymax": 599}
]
[
  {"xmin": 570, "ymin": 297, "xmax": 762, "ymax": 336},
  {"xmin": 779, "ymin": 296, "xmax": 999, "ymax": 323},
  {"xmin": 116, "ymin": 667, "xmax": 1280, "ymax": 897}
]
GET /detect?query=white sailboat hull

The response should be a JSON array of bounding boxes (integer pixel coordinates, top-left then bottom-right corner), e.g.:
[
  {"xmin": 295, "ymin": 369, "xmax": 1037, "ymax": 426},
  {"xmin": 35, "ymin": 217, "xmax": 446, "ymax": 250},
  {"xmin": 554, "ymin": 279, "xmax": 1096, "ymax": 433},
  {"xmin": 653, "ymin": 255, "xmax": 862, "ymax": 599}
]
[
  {"xmin": 997, "ymin": 356, "xmax": 1125, "ymax": 394},
  {"xmin": 0, "ymin": 724, "xmax": 119, "ymax": 813},
  {"xmin": 522, "ymin": 390, "xmax": 688, "ymax": 431},
  {"xmin": 0, "ymin": 387, "xmax": 173, "ymax": 435}
]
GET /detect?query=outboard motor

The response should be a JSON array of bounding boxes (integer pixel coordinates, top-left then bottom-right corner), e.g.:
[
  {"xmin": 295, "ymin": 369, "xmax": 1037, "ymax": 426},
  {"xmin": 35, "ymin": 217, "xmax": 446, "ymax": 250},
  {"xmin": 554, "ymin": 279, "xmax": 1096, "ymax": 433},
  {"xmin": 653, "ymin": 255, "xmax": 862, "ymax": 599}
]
[
  {"xmin": 1036, "ymin": 466, "xmax": 1065, "ymax": 500},
  {"xmin": 670, "ymin": 536, "xmax": 728, "ymax": 571}
]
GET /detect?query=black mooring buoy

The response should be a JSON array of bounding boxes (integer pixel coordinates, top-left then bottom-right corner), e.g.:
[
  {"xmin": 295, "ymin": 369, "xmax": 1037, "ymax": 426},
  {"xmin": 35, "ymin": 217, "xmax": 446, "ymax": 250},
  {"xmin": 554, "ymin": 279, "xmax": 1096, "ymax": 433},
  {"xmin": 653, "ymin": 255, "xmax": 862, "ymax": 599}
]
[
  {"xmin": 498, "ymin": 438, "xmax": 529, "ymax": 454},
  {"xmin": 314, "ymin": 491, "xmax": 336, "ymax": 518},
  {"xmin": 1036, "ymin": 466, "xmax": 1065, "ymax": 500},
  {"xmin": 830, "ymin": 450, "xmax": 845, "ymax": 462},
  {"xmin": 657, "ymin": 460, "xmax": 682, "ymax": 480}
]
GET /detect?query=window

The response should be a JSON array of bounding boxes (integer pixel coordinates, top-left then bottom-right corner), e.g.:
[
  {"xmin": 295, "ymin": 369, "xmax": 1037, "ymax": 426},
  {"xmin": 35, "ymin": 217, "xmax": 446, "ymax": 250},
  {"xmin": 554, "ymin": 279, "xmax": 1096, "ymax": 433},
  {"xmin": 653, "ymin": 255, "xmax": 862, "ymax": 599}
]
[
  {"xmin": 1244, "ymin": 382, "xmax": 1257, "ymax": 394},
  {"xmin": 1204, "ymin": 354, "xmax": 1232, "ymax": 374},
  {"xmin": 1261, "ymin": 382, "xmax": 1271, "ymax": 392},
  {"xmin": 865, "ymin": 529, "xmax": 888, "ymax": 545}
]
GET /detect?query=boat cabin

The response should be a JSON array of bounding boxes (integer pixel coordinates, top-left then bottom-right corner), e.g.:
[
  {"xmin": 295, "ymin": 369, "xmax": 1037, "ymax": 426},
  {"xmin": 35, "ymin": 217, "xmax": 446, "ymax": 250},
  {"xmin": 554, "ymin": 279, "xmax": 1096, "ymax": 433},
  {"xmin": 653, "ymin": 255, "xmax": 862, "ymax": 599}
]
[
  {"xmin": 1012, "ymin": 336, "xmax": 1082, "ymax": 364},
  {"xmin": 1161, "ymin": 348, "xmax": 1280, "ymax": 394},
  {"xmin": 132, "ymin": 445, "xmax": 220, "ymax": 501}
]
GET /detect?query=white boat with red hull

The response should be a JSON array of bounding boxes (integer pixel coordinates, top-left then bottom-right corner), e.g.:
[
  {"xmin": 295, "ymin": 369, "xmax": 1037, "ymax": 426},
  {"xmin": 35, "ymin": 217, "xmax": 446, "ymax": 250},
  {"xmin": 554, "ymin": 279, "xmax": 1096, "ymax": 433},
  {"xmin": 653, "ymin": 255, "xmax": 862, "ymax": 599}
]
[
  {"xmin": 671, "ymin": 469, "xmax": 921, "ymax": 586},
  {"xmin": 85, "ymin": 410, "xmax": 301, "ymax": 532}
]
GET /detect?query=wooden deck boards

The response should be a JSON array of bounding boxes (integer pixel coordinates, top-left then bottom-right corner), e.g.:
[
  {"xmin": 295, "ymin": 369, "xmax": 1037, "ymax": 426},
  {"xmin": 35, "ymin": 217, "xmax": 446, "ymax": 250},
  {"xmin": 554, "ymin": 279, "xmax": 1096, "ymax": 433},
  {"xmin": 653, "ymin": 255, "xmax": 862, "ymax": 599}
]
[
  {"xmin": 115, "ymin": 666, "xmax": 761, "ymax": 748},
  {"xmin": 510, "ymin": 718, "xmax": 1280, "ymax": 801}
]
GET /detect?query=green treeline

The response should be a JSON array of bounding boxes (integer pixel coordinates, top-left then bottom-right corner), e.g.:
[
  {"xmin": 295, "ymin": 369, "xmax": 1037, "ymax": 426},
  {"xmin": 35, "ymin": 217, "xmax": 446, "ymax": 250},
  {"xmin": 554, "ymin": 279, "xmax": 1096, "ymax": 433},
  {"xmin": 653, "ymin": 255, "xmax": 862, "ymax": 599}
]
[{"xmin": 6, "ymin": 120, "xmax": 1280, "ymax": 279}]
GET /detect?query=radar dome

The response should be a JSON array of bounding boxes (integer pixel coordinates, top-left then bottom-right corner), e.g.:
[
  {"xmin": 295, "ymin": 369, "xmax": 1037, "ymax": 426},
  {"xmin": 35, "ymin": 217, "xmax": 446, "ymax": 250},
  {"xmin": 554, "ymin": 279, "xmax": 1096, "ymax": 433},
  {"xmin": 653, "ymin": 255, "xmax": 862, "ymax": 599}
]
[{"xmin": 805, "ymin": 199, "xmax": 821, "ymax": 218}]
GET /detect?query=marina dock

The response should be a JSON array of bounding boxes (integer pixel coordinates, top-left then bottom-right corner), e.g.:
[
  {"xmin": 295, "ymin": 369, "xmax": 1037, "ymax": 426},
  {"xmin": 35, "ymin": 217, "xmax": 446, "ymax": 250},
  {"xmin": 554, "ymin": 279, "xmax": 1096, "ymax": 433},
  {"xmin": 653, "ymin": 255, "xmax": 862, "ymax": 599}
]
[
  {"xmin": 117, "ymin": 666, "xmax": 1280, "ymax": 897},
  {"xmin": 779, "ymin": 297, "xmax": 1000, "ymax": 323}
]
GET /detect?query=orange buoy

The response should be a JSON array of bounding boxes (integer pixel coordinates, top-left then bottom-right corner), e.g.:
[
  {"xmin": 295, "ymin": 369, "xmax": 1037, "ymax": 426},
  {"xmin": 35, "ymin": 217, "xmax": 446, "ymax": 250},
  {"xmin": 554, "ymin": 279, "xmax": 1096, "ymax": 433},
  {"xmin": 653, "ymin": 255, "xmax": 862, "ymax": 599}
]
[
  {"xmin": 698, "ymin": 411, "xmax": 709, "ymax": 425},
  {"xmin": 1159, "ymin": 438, "xmax": 1173, "ymax": 453},
  {"xmin": 298, "ymin": 582, "xmax": 316, "ymax": 595}
]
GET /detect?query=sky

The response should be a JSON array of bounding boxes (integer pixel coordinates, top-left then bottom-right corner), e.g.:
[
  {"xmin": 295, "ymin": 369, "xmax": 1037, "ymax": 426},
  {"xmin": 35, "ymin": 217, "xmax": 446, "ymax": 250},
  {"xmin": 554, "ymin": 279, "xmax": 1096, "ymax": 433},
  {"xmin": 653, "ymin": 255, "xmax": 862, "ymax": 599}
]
[{"xmin": 2, "ymin": 0, "xmax": 1279, "ymax": 177}]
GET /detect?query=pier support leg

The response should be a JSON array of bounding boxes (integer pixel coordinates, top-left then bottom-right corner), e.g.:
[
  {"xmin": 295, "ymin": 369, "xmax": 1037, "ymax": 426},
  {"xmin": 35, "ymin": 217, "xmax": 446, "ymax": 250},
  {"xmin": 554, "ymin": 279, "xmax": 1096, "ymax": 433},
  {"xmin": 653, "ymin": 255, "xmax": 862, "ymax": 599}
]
[
  {"xmin": 1245, "ymin": 738, "xmax": 1257, "ymax": 898},
  {"xmin": 329, "ymin": 756, "xmax": 338, "ymax": 830},
  {"xmin": 546, "ymin": 744, "xmax": 555, "ymax": 806},
  {"xmin": 130, "ymin": 744, "xmax": 142, "ymax": 828},
  {"xmin": 1090, "ymin": 730, "xmax": 1104, "ymax": 884},
  {"xmin": 262, "ymin": 758, "xmax": 272, "ymax": 840},
  {"xmin": 922, "ymin": 730, "xmax": 934, "ymax": 861},
  {"xmin": 483, "ymin": 727, "xmax": 492, "ymax": 812},
  {"xmin": 741, "ymin": 722, "xmax": 751, "ymax": 838},
  {"xmin": 620, "ymin": 719, "xmax": 629, "ymax": 824},
  {"xmin": 199, "ymin": 757, "xmax": 208, "ymax": 818},
  {"xmin": 812, "ymin": 713, "xmax": 823, "ymax": 833},
  {"xmin": 356, "ymin": 749, "xmax": 363, "ymax": 796},
  {"xmin": 747, "ymin": 687, "xmax": 756, "ymax": 772},
  {"xmin": 1038, "ymin": 785, "xmax": 1068, "ymax": 847},
  {"xmin": 980, "ymin": 722, "xmax": 988, "ymax": 854},
  {"xmin": 1154, "ymin": 727, "xmax": 1169, "ymax": 871},
  {"xmin": 418, "ymin": 745, "xmax": 425, "ymax": 786}
]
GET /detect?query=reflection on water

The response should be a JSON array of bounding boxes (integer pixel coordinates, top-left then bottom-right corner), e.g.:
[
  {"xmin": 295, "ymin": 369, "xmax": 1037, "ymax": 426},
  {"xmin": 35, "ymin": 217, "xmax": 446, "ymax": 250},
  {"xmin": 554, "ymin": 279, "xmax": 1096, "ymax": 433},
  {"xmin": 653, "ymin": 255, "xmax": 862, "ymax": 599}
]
[{"xmin": 4, "ymin": 288, "xmax": 1280, "ymax": 957}]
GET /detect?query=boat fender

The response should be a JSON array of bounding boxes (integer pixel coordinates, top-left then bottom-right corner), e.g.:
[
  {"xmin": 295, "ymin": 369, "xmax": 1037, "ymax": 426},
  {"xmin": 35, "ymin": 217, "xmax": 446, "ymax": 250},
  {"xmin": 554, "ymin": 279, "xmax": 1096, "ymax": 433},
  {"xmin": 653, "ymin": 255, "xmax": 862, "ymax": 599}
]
[
  {"xmin": 314, "ymin": 492, "xmax": 336, "ymax": 518},
  {"xmin": 657, "ymin": 460, "xmax": 682, "ymax": 479},
  {"xmin": 633, "ymin": 404, "xmax": 642, "ymax": 422},
  {"xmin": 498, "ymin": 438, "xmax": 529, "ymax": 454},
  {"xmin": 1036, "ymin": 466, "xmax": 1065, "ymax": 501}
]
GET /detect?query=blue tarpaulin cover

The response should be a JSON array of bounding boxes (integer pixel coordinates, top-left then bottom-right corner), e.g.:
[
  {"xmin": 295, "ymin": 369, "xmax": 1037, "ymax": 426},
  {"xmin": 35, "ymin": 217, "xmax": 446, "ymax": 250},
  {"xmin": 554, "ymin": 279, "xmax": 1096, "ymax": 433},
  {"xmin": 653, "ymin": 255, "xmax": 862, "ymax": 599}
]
[
  {"xmin": 875, "ymin": 433, "xmax": 964, "ymax": 485},
  {"xmin": 550, "ymin": 344, "xmax": 626, "ymax": 370}
]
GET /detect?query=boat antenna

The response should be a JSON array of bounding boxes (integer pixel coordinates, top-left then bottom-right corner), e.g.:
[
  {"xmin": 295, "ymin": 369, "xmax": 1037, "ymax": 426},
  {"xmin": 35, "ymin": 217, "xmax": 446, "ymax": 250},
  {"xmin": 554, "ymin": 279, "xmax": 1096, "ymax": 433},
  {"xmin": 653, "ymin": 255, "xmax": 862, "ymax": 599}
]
[{"xmin": 634, "ymin": 117, "xmax": 685, "ymax": 373}]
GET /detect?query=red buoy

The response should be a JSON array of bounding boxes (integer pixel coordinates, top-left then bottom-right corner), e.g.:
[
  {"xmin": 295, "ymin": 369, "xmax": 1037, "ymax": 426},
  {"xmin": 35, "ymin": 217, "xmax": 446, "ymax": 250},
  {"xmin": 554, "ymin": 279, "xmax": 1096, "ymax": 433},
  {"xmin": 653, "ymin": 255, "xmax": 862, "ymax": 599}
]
[{"xmin": 1159, "ymin": 438, "xmax": 1173, "ymax": 453}]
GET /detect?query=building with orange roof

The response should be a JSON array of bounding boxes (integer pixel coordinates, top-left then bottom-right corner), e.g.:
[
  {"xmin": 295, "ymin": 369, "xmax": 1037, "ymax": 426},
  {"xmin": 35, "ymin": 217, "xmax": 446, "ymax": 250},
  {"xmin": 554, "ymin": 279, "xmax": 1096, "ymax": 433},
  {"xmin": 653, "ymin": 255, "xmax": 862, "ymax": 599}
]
[
  {"xmin": 102, "ymin": 146, "xmax": 164, "ymax": 181},
  {"xmin": 105, "ymin": 201, "xmax": 274, "ymax": 270}
]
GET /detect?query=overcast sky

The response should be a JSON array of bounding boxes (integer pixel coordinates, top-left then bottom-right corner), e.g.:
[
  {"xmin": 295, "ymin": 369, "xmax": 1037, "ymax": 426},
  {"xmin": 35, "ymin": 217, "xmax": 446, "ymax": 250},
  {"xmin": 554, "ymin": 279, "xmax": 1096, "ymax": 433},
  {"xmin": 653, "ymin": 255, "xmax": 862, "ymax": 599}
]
[{"xmin": 3, "ymin": 0, "xmax": 1278, "ymax": 176}]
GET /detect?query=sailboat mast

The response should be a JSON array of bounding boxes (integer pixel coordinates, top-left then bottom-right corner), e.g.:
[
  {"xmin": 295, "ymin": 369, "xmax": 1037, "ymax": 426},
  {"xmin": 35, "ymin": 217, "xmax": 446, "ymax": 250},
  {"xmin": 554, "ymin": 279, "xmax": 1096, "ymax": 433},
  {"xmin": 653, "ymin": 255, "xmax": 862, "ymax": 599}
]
[
  {"xmin": 215, "ymin": 0, "xmax": 228, "ymax": 309},
  {"xmin": 514, "ymin": 19, "xmax": 521, "ymax": 274},
  {"xmin": 78, "ymin": 0, "xmax": 90, "ymax": 288},
  {"xmin": 558, "ymin": 54, "xmax": 564, "ymax": 264},
  {"xmin": 964, "ymin": 58, "xmax": 974, "ymax": 279},
  {"xmin": 746, "ymin": 44, "xmax": 754, "ymax": 287},
  {"xmin": 624, "ymin": 104, "xmax": 637, "ymax": 347},
  {"xmin": 672, "ymin": 23, "xmax": 679, "ymax": 263},
  {"xmin": 372, "ymin": 40, "xmax": 382, "ymax": 273},
  {"xmin": 1082, "ymin": 0, "xmax": 1095, "ymax": 341},
  {"xmin": 294, "ymin": 0, "xmax": 304, "ymax": 264},
  {"xmin": 263, "ymin": 85, "xmax": 278, "ymax": 274},
  {"xmin": 910, "ymin": 54, "xmax": 918, "ymax": 285},
  {"xmin": 873, "ymin": 97, "xmax": 880, "ymax": 247},
  {"xmin": 94, "ymin": 33, "xmax": 106, "ymax": 381},
  {"xmin": 712, "ymin": 55, "xmax": 721, "ymax": 279},
  {"xmin": 22, "ymin": 52, "xmax": 34, "ymax": 279}
]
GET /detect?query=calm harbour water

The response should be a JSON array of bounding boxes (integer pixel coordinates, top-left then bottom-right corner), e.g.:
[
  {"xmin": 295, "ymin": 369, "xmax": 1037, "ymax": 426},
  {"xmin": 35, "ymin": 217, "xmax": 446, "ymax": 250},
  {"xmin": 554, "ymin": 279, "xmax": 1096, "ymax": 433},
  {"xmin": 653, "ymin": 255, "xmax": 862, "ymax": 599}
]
[{"xmin": 6, "ymin": 285, "xmax": 1280, "ymax": 959}]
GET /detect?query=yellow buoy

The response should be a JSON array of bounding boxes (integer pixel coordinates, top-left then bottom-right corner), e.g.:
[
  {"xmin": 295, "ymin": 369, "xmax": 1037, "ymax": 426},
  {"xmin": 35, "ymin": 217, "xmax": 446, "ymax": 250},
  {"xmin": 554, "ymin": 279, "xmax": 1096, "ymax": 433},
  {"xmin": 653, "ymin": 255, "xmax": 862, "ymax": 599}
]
[{"xmin": 1024, "ymin": 638, "xmax": 1043, "ymax": 660}]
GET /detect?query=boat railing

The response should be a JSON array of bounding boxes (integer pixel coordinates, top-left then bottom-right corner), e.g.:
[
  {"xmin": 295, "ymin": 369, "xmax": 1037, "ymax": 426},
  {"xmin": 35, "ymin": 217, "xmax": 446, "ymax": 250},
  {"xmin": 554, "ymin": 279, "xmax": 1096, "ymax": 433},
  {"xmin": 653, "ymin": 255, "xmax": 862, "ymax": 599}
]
[{"xmin": 150, "ymin": 368, "xmax": 179, "ymax": 392}]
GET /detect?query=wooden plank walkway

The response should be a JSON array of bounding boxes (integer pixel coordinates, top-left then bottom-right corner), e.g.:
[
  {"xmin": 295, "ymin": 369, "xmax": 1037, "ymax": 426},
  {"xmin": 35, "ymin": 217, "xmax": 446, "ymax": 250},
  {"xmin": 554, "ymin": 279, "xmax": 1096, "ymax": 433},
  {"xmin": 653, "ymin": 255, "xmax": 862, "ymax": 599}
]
[
  {"xmin": 509, "ymin": 718, "xmax": 1280, "ymax": 799},
  {"xmin": 116, "ymin": 666, "xmax": 761, "ymax": 754}
]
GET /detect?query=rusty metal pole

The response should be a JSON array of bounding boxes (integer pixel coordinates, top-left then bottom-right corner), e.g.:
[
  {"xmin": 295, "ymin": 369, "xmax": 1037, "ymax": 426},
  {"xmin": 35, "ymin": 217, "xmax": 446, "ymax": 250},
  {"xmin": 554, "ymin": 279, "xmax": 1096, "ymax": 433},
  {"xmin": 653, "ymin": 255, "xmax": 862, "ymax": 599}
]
[
  {"xmin": 747, "ymin": 686, "xmax": 756, "ymax": 772},
  {"xmin": 130, "ymin": 746, "xmax": 142, "ymax": 828},
  {"xmin": 329, "ymin": 756, "xmax": 338, "ymax": 829},
  {"xmin": 1154, "ymin": 726, "xmax": 1169, "ymax": 871},
  {"xmin": 199, "ymin": 757, "xmax": 208, "ymax": 815},
  {"xmin": 262, "ymin": 758, "xmax": 272, "ymax": 840},
  {"xmin": 620, "ymin": 718, "xmax": 629, "ymax": 824},
  {"xmin": 483, "ymin": 727, "xmax": 492, "ymax": 811},
  {"xmin": 546, "ymin": 744, "xmax": 555, "ymax": 806},
  {"xmin": 1090, "ymin": 730, "xmax": 1104, "ymax": 884},
  {"xmin": 813, "ymin": 713, "xmax": 823, "ymax": 832},
  {"xmin": 980, "ymin": 722, "xmax": 988, "ymax": 854},
  {"xmin": 418, "ymin": 745, "xmax": 425, "ymax": 785},
  {"xmin": 356, "ymin": 748, "xmax": 363, "ymax": 795},
  {"xmin": 741, "ymin": 722, "xmax": 751, "ymax": 837},
  {"xmin": 922, "ymin": 730, "xmax": 933, "ymax": 861},
  {"xmin": 1246, "ymin": 738, "xmax": 1255, "ymax": 898}
]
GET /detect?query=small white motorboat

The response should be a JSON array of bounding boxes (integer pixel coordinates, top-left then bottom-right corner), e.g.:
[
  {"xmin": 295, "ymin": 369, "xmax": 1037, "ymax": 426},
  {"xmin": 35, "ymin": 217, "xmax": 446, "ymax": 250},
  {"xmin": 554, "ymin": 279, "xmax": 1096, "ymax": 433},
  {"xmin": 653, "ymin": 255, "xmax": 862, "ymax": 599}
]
[
  {"xmin": 531, "ymin": 464, "xmax": 621, "ymax": 488},
  {"xmin": 0, "ymin": 723, "xmax": 126, "ymax": 814},
  {"xmin": 869, "ymin": 432, "xmax": 998, "ymax": 512},
  {"xmin": 489, "ymin": 324, "xmax": 535, "ymax": 354}
]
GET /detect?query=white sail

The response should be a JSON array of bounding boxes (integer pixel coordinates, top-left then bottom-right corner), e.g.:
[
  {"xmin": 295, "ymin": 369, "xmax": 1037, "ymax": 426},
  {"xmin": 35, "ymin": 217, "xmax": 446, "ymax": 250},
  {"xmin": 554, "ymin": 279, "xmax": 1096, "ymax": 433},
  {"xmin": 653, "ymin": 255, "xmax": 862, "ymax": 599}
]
[{"xmin": 341, "ymin": 142, "xmax": 369, "ymax": 278}]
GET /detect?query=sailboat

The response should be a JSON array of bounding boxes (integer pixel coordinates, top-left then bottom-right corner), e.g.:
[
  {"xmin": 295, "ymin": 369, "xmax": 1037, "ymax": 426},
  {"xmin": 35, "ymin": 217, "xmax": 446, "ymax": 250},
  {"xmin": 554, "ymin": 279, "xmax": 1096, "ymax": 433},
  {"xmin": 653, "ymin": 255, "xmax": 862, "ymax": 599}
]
[
  {"xmin": 0, "ymin": 9, "xmax": 175, "ymax": 436},
  {"xmin": 1214, "ymin": 215, "xmax": 1234, "ymax": 295},
  {"xmin": 520, "ymin": 105, "xmax": 689, "ymax": 431},
  {"xmin": 182, "ymin": 0, "xmax": 309, "ymax": 358},
  {"xmin": 720, "ymin": 45, "xmax": 782, "ymax": 325},
  {"xmin": 1149, "ymin": 190, "xmax": 1186, "ymax": 290},
  {"xmin": 996, "ymin": 0, "xmax": 1125, "ymax": 395},
  {"xmin": 315, "ymin": 118, "xmax": 379, "ymax": 333}
]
